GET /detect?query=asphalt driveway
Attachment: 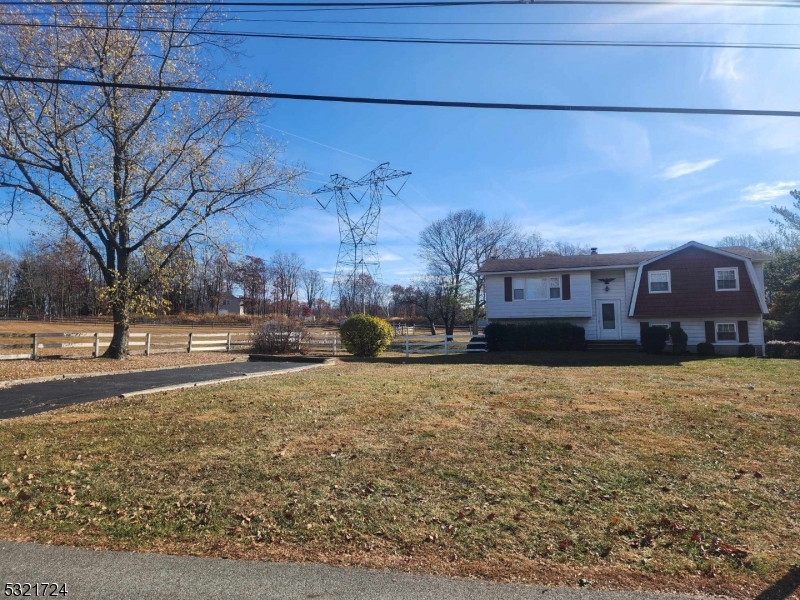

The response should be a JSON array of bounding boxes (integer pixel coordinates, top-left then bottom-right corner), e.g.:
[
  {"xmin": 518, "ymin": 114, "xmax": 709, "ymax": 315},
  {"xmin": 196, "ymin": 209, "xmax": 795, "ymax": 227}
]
[
  {"xmin": 0, "ymin": 360, "xmax": 318, "ymax": 419},
  {"xmin": 0, "ymin": 541, "xmax": 705, "ymax": 600}
]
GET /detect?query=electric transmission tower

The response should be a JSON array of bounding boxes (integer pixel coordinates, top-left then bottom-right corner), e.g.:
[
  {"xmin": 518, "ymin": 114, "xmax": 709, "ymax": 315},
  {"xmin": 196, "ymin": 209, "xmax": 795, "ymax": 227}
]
[{"xmin": 313, "ymin": 163, "xmax": 411, "ymax": 315}]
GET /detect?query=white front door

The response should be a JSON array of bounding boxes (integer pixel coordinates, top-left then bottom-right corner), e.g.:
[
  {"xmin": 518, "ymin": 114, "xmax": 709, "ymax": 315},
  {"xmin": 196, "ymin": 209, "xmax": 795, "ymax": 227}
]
[{"xmin": 596, "ymin": 300, "xmax": 621, "ymax": 340}]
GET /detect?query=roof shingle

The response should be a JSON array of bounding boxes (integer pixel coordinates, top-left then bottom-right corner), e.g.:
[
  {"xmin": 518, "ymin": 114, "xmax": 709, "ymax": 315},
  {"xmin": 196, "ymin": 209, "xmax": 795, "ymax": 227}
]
[{"xmin": 477, "ymin": 245, "xmax": 772, "ymax": 274}]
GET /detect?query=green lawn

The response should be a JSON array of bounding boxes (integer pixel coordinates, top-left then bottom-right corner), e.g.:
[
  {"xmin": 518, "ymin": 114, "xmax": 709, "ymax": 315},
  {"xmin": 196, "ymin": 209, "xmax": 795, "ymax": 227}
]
[{"xmin": 0, "ymin": 352, "xmax": 798, "ymax": 597}]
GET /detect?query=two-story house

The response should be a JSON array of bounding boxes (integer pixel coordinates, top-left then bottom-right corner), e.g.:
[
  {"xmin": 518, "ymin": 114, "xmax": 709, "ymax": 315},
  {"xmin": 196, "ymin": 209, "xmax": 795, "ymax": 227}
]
[{"xmin": 478, "ymin": 241, "xmax": 771, "ymax": 354}]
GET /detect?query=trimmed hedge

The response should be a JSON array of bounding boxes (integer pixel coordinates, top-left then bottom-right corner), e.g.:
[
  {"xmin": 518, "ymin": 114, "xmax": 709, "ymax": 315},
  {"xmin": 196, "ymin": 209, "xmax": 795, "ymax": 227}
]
[
  {"xmin": 339, "ymin": 314, "xmax": 394, "ymax": 357},
  {"xmin": 641, "ymin": 326, "xmax": 670, "ymax": 354},
  {"xmin": 737, "ymin": 344, "xmax": 757, "ymax": 358},
  {"xmin": 766, "ymin": 341, "xmax": 800, "ymax": 359},
  {"xmin": 696, "ymin": 342, "xmax": 716, "ymax": 356},
  {"xmin": 668, "ymin": 325, "xmax": 688, "ymax": 354},
  {"xmin": 484, "ymin": 322, "xmax": 585, "ymax": 352}
]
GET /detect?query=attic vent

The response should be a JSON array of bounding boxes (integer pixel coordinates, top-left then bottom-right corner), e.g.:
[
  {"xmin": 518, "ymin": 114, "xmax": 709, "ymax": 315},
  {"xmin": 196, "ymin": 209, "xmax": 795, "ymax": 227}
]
[{"xmin": 590, "ymin": 247, "xmax": 598, "ymax": 255}]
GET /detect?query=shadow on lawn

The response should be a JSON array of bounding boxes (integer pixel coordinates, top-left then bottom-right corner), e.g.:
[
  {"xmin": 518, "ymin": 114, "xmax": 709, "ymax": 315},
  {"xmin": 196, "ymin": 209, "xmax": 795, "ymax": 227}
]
[
  {"xmin": 754, "ymin": 566, "xmax": 800, "ymax": 600},
  {"xmin": 342, "ymin": 350, "xmax": 729, "ymax": 368}
]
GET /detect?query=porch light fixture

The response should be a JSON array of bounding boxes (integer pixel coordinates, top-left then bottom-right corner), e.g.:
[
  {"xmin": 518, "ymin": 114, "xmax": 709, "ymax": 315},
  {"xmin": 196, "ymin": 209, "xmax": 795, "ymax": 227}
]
[{"xmin": 598, "ymin": 277, "xmax": 616, "ymax": 292}]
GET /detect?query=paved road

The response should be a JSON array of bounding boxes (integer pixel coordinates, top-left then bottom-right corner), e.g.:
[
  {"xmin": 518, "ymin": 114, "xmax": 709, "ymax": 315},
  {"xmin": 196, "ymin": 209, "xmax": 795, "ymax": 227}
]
[
  {"xmin": 0, "ymin": 541, "xmax": 704, "ymax": 600},
  {"xmin": 0, "ymin": 361, "xmax": 314, "ymax": 419}
]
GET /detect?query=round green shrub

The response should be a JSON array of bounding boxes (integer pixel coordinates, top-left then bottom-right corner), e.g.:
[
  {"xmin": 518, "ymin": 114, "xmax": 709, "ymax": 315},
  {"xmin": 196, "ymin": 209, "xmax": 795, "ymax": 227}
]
[
  {"xmin": 641, "ymin": 326, "xmax": 670, "ymax": 354},
  {"xmin": 738, "ymin": 343, "xmax": 757, "ymax": 358},
  {"xmin": 339, "ymin": 314, "xmax": 394, "ymax": 357},
  {"xmin": 696, "ymin": 342, "xmax": 716, "ymax": 356},
  {"xmin": 667, "ymin": 325, "xmax": 688, "ymax": 354}
]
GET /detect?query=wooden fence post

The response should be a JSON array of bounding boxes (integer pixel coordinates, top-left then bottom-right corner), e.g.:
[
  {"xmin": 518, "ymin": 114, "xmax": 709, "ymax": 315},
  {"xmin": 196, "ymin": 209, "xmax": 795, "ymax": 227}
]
[
  {"xmin": 226, "ymin": 332, "xmax": 232, "ymax": 352},
  {"xmin": 31, "ymin": 333, "xmax": 38, "ymax": 360},
  {"xmin": 188, "ymin": 332, "xmax": 193, "ymax": 353},
  {"xmin": 145, "ymin": 333, "xmax": 151, "ymax": 356},
  {"xmin": 405, "ymin": 335, "xmax": 410, "ymax": 358},
  {"xmin": 93, "ymin": 332, "xmax": 100, "ymax": 358},
  {"xmin": 333, "ymin": 335, "xmax": 337, "ymax": 357},
  {"xmin": 444, "ymin": 334, "xmax": 449, "ymax": 356}
]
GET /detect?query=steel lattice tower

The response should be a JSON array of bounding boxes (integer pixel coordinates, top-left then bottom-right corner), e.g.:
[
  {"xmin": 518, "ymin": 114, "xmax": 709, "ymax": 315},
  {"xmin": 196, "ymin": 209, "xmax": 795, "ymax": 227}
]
[{"xmin": 313, "ymin": 163, "xmax": 410, "ymax": 314}]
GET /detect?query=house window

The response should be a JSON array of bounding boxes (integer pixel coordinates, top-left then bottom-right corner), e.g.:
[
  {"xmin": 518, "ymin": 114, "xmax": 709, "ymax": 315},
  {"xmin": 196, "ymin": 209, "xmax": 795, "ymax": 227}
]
[
  {"xmin": 715, "ymin": 267, "xmax": 739, "ymax": 291},
  {"xmin": 648, "ymin": 270, "xmax": 671, "ymax": 293},
  {"xmin": 651, "ymin": 323, "xmax": 669, "ymax": 329},
  {"xmin": 526, "ymin": 277, "xmax": 561, "ymax": 300},
  {"xmin": 548, "ymin": 277, "xmax": 561, "ymax": 299},
  {"xmin": 716, "ymin": 322, "xmax": 737, "ymax": 342},
  {"xmin": 513, "ymin": 278, "xmax": 524, "ymax": 300}
]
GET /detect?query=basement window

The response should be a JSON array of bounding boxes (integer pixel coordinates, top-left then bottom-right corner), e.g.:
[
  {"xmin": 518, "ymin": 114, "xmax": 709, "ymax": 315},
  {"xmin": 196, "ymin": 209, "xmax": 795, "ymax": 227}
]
[{"xmin": 648, "ymin": 270, "xmax": 671, "ymax": 293}]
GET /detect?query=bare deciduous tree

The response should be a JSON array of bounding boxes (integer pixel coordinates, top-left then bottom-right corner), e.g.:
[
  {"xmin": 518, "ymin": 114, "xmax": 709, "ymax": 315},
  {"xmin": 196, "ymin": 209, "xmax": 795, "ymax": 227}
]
[
  {"xmin": 418, "ymin": 210, "xmax": 486, "ymax": 336},
  {"xmin": 269, "ymin": 251, "xmax": 304, "ymax": 317},
  {"xmin": 300, "ymin": 269, "xmax": 325, "ymax": 317},
  {"xmin": 504, "ymin": 231, "xmax": 547, "ymax": 258},
  {"xmin": 468, "ymin": 217, "xmax": 515, "ymax": 334},
  {"xmin": 0, "ymin": 4, "xmax": 304, "ymax": 356}
]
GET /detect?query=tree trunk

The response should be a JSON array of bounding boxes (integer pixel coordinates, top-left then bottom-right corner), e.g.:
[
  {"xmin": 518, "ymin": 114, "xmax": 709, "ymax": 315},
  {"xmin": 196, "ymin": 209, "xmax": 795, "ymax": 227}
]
[
  {"xmin": 103, "ymin": 303, "xmax": 130, "ymax": 358},
  {"xmin": 427, "ymin": 319, "xmax": 437, "ymax": 335},
  {"xmin": 472, "ymin": 282, "xmax": 482, "ymax": 335}
]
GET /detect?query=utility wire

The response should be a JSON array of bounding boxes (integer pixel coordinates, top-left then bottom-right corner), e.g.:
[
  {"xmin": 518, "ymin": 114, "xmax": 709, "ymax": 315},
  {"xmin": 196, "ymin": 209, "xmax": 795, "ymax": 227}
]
[
  {"xmin": 2, "ymin": 22, "xmax": 798, "ymax": 50},
  {"xmin": 184, "ymin": 18, "xmax": 800, "ymax": 25},
  {"xmin": 3, "ymin": 0, "xmax": 800, "ymax": 8},
  {"xmin": 2, "ymin": 75, "xmax": 798, "ymax": 118}
]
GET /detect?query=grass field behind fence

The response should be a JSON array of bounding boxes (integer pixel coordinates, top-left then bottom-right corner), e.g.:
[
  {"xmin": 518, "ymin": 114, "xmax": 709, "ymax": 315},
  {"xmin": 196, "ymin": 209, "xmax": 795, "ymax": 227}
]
[{"xmin": 0, "ymin": 352, "xmax": 798, "ymax": 597}]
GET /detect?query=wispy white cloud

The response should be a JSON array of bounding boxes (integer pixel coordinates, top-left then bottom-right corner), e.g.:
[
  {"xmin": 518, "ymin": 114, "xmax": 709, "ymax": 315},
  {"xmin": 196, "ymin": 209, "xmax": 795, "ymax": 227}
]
[
  {"xmin": 740, "ymin": 181, "xmax": 799, "ymax": 204},
  {"xmin": 379, "ymin": 252, "xmax": 404, "ymax": 262},
  {"xmin": 659, "ymin": 159, "xmax": 720, "ymax": 180},
  {"xmin": 702, "ymin": 49, "xmax": 742, "ymax": 82}
]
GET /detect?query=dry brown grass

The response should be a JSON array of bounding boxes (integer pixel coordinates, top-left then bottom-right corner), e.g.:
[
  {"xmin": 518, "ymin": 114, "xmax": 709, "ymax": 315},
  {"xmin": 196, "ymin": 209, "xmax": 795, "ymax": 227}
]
[{"xmin": 0, "ymin": 352, "xmax": 798, "ymax": 597}]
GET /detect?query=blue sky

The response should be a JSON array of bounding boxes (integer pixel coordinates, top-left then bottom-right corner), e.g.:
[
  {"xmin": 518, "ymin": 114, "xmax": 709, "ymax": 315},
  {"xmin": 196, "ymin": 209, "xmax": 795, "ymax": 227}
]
[{"xmin": 4, "ymin": 3, "xmax": 800, "ymax": 285}]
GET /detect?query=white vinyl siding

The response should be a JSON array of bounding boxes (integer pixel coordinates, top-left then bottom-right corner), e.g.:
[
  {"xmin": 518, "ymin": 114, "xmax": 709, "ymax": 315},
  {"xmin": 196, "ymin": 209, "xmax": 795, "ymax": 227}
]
[
  {"xmin": 484, "ymin": 272, "xmax": 592, "ymax": 319},
  {"xmin": 634, "ymin": 318, "xmax": 763, "ymax": 352},
  {"xmin": 715, "ymin": 267, "xmax": 740, "ymax": 291}
]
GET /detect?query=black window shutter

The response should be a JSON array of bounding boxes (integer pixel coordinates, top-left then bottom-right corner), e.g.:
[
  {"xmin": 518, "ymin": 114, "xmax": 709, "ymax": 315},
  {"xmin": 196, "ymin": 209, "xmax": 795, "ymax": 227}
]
[
  {"xmin": 738, "ymin": 320, "xmax": 749, "ymax": 343},
  {"xmin": 504, "ymin": 277, "xmax": 512, "ymax": 302},
  {"xmin": 704, "ymin": 321, "xmax": 715, "ymax": 343},
  {"xmin": 670, "ymin": 321, "xmax": 680, "ymax": 329},
  {"xmin": 561, "ymin": 274, "xmax": 571, "ymax": 300},
  {"xmin": 639, "ymin": 322, "xmax": 649, "ymax": 341}
]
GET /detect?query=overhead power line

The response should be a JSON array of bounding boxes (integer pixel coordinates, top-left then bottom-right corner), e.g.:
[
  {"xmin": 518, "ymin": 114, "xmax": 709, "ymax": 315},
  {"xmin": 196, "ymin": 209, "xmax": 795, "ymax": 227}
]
[
  {"xmin": 2, "ymin": 75, "xmax": 799, "ymax": 118},
  {"xmin": 4, "ymin": 22, "xmax": 800, "ymax": 51},
  {"xmin": 4, "ymin": 0, "xmax": 800, "ymax": 8},
  {"xmin": 188, "ymin": 18, "xmax": 800, "ymax": 25}
]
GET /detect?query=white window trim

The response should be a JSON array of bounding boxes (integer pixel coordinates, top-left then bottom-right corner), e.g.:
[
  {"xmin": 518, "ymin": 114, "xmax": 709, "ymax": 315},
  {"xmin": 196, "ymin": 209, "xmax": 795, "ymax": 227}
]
[
  {"xmin": 648, "ymin": 270, "xmax": 671, "ymax": 294},
  {"xmin": 715, "ymin": 267, "xmax": 740, "ymax": 292},
  {"xmin": 650, "ymin": 323, "xmax": 670, "ymax": 328},
  {"xmin": 715, "ymin": 322, "xmax": 738, "ymax": 344}
]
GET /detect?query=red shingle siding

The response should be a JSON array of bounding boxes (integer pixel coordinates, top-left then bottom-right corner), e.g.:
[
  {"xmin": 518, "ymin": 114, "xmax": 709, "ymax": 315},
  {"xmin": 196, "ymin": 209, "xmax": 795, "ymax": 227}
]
[{"xmin": 633, "ymin": 247, "xmax": 762, "ymax": 318}]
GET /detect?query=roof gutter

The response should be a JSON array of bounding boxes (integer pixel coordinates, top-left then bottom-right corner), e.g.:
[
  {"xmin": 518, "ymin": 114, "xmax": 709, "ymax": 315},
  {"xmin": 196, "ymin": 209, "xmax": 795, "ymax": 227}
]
[{"xmin": 477, "ymin": 264, "xmax": 642, "ymax": 276}]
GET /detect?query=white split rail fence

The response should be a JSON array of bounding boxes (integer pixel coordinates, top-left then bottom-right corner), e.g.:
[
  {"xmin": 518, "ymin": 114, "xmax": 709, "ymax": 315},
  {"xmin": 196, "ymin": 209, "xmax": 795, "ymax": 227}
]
[
  {"xmin": 0, "ymin": 331, "xmax": 343, "ymax": 361},
  {"xmin": 0, "ymin": 331, "xmax": 254, "ymax": 360},
  {"xmin": 401, "ymin": 333, "xmax": 486, "ymax": 358}
]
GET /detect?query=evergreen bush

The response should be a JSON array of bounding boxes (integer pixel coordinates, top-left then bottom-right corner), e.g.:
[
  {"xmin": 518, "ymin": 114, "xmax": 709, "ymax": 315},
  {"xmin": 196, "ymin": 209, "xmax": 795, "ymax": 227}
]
[
  {"xmin": 484, "ymin": 322, "xmax": 585, "ymax": 352},
  {"xmin": 339, "ymin": 314, "xmax": 394, "ymax": 357}
]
